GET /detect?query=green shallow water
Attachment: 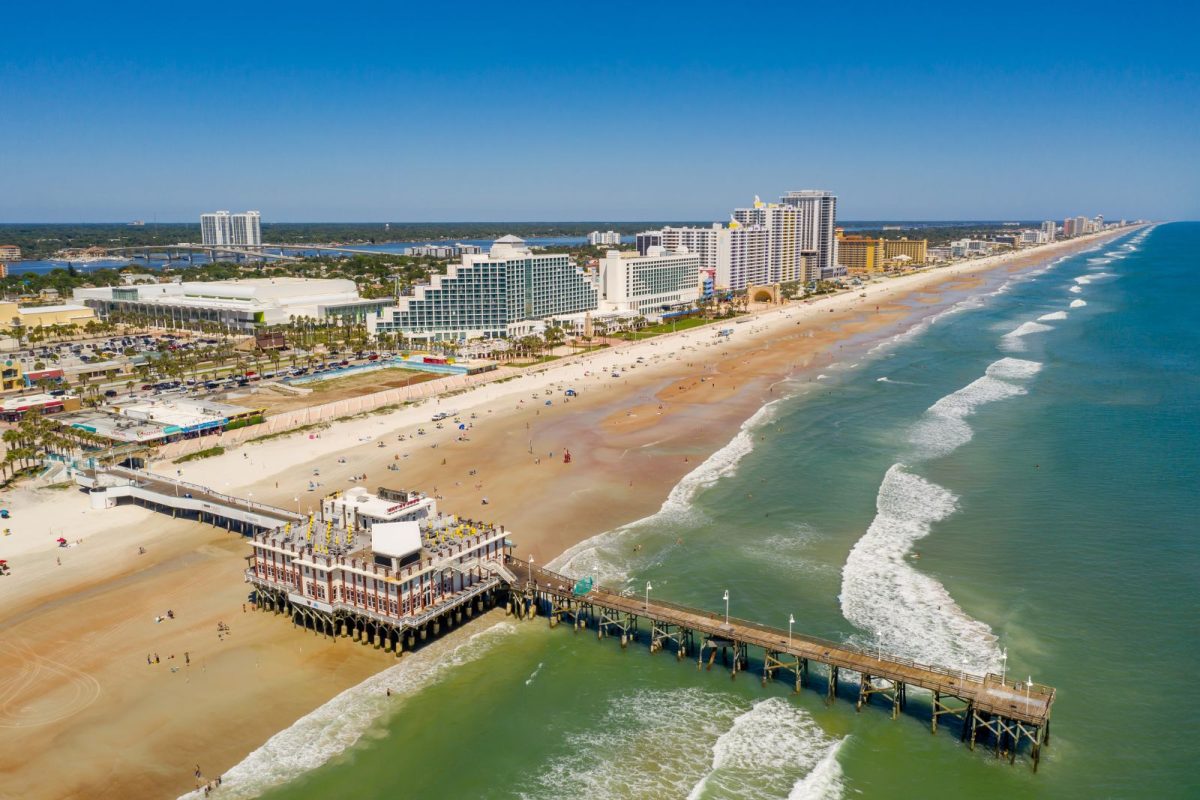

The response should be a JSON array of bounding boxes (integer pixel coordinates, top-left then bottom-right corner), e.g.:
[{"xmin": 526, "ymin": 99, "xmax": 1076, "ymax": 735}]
[{"xmin": 226, "ymin": 224, "xmax": 1199, "ymax": 800}]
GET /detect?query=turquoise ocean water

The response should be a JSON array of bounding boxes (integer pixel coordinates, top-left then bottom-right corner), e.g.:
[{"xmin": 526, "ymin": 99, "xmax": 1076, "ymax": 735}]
[{"xmin": 209, "ymin": 223, "xmax": 1198, "ymax": 800}]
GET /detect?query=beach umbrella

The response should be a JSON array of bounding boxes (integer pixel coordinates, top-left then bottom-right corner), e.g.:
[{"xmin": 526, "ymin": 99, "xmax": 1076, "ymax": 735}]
[{"xmin": 57, "ymin": 537, "xmax": 67, "ymax": 543}]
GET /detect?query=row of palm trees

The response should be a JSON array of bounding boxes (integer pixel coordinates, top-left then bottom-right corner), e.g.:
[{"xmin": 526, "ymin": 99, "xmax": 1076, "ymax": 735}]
[{"xmin": 0, "ymin": 409, "xmax": 108, "ymax": 484}]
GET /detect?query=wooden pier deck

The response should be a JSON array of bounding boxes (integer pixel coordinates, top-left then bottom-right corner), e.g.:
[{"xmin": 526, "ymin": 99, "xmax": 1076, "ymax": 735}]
[{"xmin": 508, "ymin": 557, "xmax": 1055, "ymax": 768}]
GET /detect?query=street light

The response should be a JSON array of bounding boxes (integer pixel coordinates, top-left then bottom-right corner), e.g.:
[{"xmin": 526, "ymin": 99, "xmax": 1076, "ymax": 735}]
[
  {"xmin": 1000, "ymin": 647, "xmax": 1008, "ymax": 687},
  {"xmin": 723, "ymin": 589, "xmax": 730, "ymax": 627},
  {"xmin": 529, "ymin": 554, "xmax": 535, "ymax": 585},
  {"xmin": 645, "ymin": 581, "xmax": 653, "ymax": 610},
  {"xmin": 788, "ymin": 613, "xmax": 795, "ymax": 647}
]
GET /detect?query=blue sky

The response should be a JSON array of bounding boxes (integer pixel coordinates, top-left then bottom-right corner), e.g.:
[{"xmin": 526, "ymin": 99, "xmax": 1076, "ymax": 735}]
[{"xmin": 2, "ymin": 1, "xmax": 1197, "ymax": 222}]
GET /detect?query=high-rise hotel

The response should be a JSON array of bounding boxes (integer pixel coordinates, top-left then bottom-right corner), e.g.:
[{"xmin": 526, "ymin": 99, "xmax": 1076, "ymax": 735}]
[
  {"xmin": 368, "ymin": 236, "xmax": 598, "ymax": 342},
  {"xmin": 638, "ymin": 189, "xmax": 838, "ymax": 292},
  {"xmin": 201, "ymin": 210, "xmax": 262, "ymax": 247}
]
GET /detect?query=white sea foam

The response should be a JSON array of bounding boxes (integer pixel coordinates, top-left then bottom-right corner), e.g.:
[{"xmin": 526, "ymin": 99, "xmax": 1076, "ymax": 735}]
[
  {"xmin": 1070, "ymin": 299, "xmax": 1087, "ymax": 308},
  {"xmin": 179, "ymin": 621, "xmax": 519, "ymax": 800},
  {"xmin": 525, "ymin": 661, "xmax": 544, "ymax": 686},
  {"xmin": 686, "ymin": 697, "xmax": 844, "ymax": 800},
  {"xmin": 1087, "ymin": 257, "xmax": 1113, "ymax": 265},
  {"xmin": 787, "ymin": 736, "xmax": 847, "ymax": 800},
  {"xmin": 1000, "ymin": 321, "xmax": 1053, "ymax": 352},
  {"xmin": 1069, "ymin": 285, "xmax": 1083, "ymax": 294},
  {"xmin": 548, "ymin": 398, "xmax": 783, "ymax": 583},
  {"xmin": 528, "ymin": 688, "xmax": 744, "ymax": 799},
  {"xmin": 1073, "ymin": 275, "xmax": 1094, "ymax": 285},
  {"xmin": 816, "ymin": 374, "xmax": 828, "ymax": 381},
  {"xmin": 985, "ymin": 357, "xmax": 1043, "ymax": 381},
  {"xmin": 1038, "ymin": 311, "xmax": 1068, "ymax": 321},
  {"xmin": 840, "ymin": 465, "xmax": 1000, "ymax": 674},
  {"xmin": 908, "ymin": 369, "xmax": 1031, "ymax": 458}
]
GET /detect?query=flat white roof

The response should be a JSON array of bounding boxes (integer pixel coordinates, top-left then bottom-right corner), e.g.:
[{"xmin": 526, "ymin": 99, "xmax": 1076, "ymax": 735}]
[
  {"xmin": 18, "ymin": 304, "xmax": 92, "ymax": 315},
  {"xmin": 371, "ymin": 521, "xmax": 422, "ymax": 560}
]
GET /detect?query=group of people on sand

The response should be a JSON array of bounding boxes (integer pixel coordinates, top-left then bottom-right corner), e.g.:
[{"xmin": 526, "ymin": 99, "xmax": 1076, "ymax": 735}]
[{"xmin": 195, "ymin": 765, "xmax": 222, "ymax": 794}]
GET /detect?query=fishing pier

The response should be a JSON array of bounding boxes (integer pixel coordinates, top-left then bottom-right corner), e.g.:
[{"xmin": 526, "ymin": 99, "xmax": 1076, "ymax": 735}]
[{"xmin": 506, "ymin": 557, "xmax": 1055, "ymax": 770}]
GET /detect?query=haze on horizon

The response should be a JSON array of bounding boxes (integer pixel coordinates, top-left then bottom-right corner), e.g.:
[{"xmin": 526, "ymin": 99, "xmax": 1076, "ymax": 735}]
[{"xmin": 2, "ymin": 1, "xmax": 1197, "ymax": 223}]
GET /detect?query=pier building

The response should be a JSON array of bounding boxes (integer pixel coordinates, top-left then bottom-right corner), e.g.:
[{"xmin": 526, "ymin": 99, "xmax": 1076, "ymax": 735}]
[
  {"xmin": 247, "ymin": 511, "xmax": 513, "ymax": 650},
  {"xmin": 321, "ymin": 486, "xmax": 438, "ymax": 530}
]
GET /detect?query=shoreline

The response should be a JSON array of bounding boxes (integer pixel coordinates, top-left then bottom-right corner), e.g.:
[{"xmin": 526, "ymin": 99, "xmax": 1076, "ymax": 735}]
[{"xmin": 0, "ymin": 227, "xmax": 1135, "ymax": 800}]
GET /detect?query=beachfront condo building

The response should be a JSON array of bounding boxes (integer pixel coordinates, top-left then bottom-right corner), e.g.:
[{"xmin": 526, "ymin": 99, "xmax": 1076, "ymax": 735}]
[
  {"xmin": 1042, "ymin": 220, "xmax": 1057, "ymax": 241},
  {"xmin": 778, "ymin": 190, "xmax": 839, "ymax": 276},
  {"xmin": 655, "ymin": 222, "xmax": 771, "ymax": 292},
  {"xmin": 733, "ymin": 197, "xmax": 816, "ymax": 284},
  {"xmin": 201, "ymin": 210, "xmax": 262, "ymax": 247},
  {"xmin": 367, "ymin": 235, "xmax": 599, "ymax": 342},
  {"xmin": 599, "ymin": 247, "xmax": 701, "ymax": 317},
  {"xmin": 882, "ymin": 237, "xmax": 928, "ymax": 265},
  {"xmin": 588, "ymin": 230, "xmax": 622, "ymax": 246},
  {"xmin": 835, "ymin": 233, "xmax": 881, "ymax": 273},
  {"xmin": 0, "ymin": 245, "xmax": 20, "ymax": 261},
  {"xmin": 636, "ymin": 230, "xmax": 663, "ymax": 256}
]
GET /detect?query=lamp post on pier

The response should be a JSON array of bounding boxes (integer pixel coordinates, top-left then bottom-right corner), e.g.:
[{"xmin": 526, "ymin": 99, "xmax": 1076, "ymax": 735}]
[
  {"xmin": 528, "ymin": 554, "xmax": 535, "ymax": 586},
  {"xmin": 723, "ymin": 589, "xmax": 730, "ymax": 627},
  {"xmin": 645, "ymin": 581, "xmax": 653, "ymax": 611},
  {"xmin": 1000, "ymin": 647, "xmax": 1008, "ymax": 687},
  {"xmin": 788, "ymin": 613, "xmax": 794, "ymax": 647}
]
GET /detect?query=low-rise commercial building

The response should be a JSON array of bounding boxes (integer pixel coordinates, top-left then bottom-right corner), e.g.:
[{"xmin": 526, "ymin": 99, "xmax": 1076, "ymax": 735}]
[
  {"xmin": 0, "ymin": 392, "xmax": 81, "ymax": 421},
  {"xmin": 0, "ymin": 302, "xmax": 97, "ymax": 331},
  {"xmin": 0, "ymin": 245, "xmax": 20, "ymax": 261},
  {"xmin": 1, "ymin": 358, "xmax": 22, "ymax": 393},
  {"xmin": 74, "ymin": 278, "xmax": 390, "ymax": 332}
]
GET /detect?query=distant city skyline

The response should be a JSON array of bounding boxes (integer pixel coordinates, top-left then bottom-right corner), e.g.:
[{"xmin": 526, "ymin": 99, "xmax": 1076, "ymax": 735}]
[{"xmin": 2, "ymin": 2, "xmax": 1196, "ymax": 222}]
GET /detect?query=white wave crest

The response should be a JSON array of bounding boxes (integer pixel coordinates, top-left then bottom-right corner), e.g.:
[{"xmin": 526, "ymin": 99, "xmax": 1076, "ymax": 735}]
[
  {"xmin": 840, "ymin": 465, "xmax": 1000, "ymax": 674},
  {"xmin": 548, "ymin": 399, "xmax": 782, "ymax": 583},
  {"xmin": 687, "ymin": 697, "xmax": 844, "ymax": 800},
  {"xmin": 528, "ymin": 688, "xmax": 743, "ymax": 799},
  {"xmin": 177, "ymin": 622, "xmax": 519, "ymax": 800},
  {"xmin": 788, "ymin": 736, "xmax": 848, "ymax": 800},
  {"xmin": 1069, "ymin": 285, "xmax": 1083, "ymax": 294},
  {"xmin": 985, "ymin": 357, "xmax": 1043, "ymax": 381},
  {"xmin": 1000, "ymin": 321, "xmax": 1053, "ymax": 352},
  {"xmin": 1038, "ymin": 311, "xmax": 1068, "ymax": 321},
  {"xmin": 908, "ymin": 372, "xmax": 1029, "ymax": 459},
  {"xmin": 1070, "ymin": 299, "xmax": 1087, "ymax": 308}
]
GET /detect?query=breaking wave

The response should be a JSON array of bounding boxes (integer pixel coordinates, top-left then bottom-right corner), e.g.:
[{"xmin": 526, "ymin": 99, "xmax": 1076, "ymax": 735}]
[
  {"xmin": 1038, "ymin": 311, "xmax": 1068, "ymax": 321},
  {"xmin": 1070, "ymin": 299, "xmax": 1087, "ymax": 308},
  {"xmin": 686, "ymin": 697, "xmax": 845, "ymax": 800},
  {"xmin": 1000, "ymin": 321, "xmax": 1053, "ymax": 351},
  {"xmin": 548, "ymin": 398, "xmax": 783, "ymax": 584},
  {"xmin": 178, "ymin": 622, "xmax": 519, "ymax": 800},
  {"xmin": 525, "ymin": 689, "xmax": 842, "ymax": 800},
  {"xmin": 841, "ymin": 355, "xmax": 1043, "ymax": 673}
]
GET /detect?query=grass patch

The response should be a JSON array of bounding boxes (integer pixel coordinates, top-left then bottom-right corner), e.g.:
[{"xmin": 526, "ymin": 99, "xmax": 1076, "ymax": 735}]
[
  {"xmin": 511, "ymin": 354, "xmax": 563, "ymax": 366},
  {"xmin": 224, "ymin": 414, "xmax": 265, "ymax": 431},
  {"xmin": 44, "ymin": 481, "xmax": 75, "ymax": 491},
  {"xmin": 173, "ymin": 446, "xmax": 225, "ymax": 463}
]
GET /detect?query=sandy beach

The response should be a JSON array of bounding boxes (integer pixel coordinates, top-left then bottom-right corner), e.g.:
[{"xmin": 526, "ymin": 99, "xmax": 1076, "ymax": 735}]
[{"xmin": 0, "ymin": 228, "xmax": 1132, "ymax": 800}]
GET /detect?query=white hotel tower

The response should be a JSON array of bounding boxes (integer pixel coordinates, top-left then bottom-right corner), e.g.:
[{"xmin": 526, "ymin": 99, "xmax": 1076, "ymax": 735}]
[
  {"xmin": 201, "ymin": 210, "xmax": 262, "ymax": 247},
  {"xmin": 368, "ymin": 236, "xmax": 598, "ymax": 342}
]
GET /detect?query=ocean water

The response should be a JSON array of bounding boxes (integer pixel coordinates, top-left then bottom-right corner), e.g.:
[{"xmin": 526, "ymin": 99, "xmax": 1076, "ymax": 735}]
[{"xmin": 224, "ymin": 224, "xmax": 1198, "ymax": 800}]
